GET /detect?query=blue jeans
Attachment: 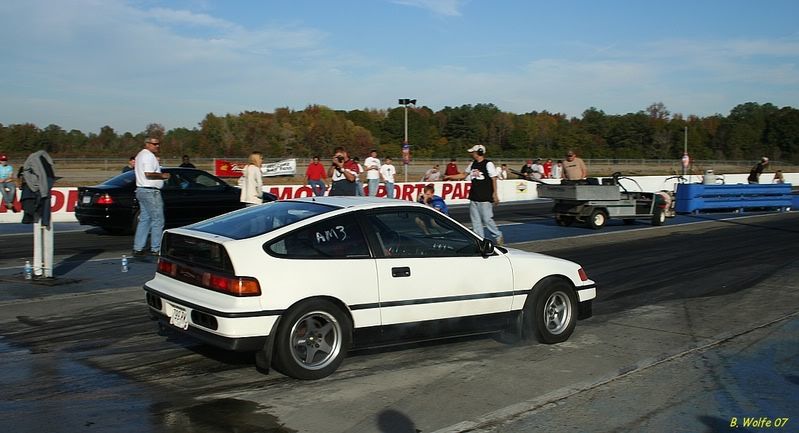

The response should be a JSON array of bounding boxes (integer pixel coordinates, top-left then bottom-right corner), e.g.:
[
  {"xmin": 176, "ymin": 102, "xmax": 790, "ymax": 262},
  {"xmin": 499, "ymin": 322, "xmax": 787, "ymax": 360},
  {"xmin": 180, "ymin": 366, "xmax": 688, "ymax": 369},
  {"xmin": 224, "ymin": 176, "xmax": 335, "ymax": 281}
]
[
  {"xmin": 308, "ymin": 179, "xmax": 326, "ymax": 196},
  {"xmin": 355, "ymin": 180, "xmax": 364, "ymax": 196},
  {"xmin": 367, "ymin": 178, "xmax": 379, "ymax": 197},
  {"xmin": 384, "ymin": 182, "xmax": 394, "ymax": 199},
  {"xmin": 469, "ymin": 201, "xmax": 502, "ymax": 242},
  {"xmin": 134, "ymin": 188, "xmax": 165, "ymax": 253},
  {"xmin": 1, "ymin": 181, "xmax": 15, "ymax": 208}
]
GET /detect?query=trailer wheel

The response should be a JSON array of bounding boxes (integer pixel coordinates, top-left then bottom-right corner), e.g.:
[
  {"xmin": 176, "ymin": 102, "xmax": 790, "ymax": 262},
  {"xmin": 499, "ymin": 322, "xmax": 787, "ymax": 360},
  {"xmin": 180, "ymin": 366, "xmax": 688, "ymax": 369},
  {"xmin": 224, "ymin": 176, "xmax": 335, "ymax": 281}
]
[
  {"xmin": 588, "ymin": 209, "xmax": 607, "ymax": 229},
  {"xmin": 651, "ymin": 208, "xmax": 666, "ymax": 226},
  {"xmin": 556, "ymin": 216, "xmax": 575, "ymax": 226}
]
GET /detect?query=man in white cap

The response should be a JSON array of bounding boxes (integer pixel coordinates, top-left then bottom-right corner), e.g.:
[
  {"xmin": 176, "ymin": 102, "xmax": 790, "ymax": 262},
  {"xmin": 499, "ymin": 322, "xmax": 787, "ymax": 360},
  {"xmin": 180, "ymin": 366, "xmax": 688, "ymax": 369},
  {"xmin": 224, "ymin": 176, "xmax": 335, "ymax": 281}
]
[
  {"xmin": 444, "ymin": 144, "xmax": 503, "ymax": 245},
  {"xmin": 747, "ymin": 157, "xmax": 769, "ymax": 184}
]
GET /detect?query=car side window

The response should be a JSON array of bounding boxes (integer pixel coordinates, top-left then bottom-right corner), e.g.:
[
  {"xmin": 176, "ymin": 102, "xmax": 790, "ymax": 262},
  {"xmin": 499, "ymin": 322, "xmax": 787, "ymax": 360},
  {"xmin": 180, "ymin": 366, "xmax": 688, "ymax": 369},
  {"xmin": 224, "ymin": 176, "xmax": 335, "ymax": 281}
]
[
  {"xmin": 268, "ymin": 215, "xmax": 370, "ymax": 259},
  {"xmin": 366, "ymin": 210, "xmax": 480, "ymax": 258}
]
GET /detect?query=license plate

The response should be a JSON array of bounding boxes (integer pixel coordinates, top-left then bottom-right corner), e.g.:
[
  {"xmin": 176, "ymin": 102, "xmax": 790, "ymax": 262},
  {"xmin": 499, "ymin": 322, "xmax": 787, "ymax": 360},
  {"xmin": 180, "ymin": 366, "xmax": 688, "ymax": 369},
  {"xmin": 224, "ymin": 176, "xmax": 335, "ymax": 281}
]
[
  {"xmin": 169, "ymin": 304, "xmax": 189, "ymax": 330},
  {"xmin": 82, "ymin": 196, "xmax": 91, "ymax": 204}
]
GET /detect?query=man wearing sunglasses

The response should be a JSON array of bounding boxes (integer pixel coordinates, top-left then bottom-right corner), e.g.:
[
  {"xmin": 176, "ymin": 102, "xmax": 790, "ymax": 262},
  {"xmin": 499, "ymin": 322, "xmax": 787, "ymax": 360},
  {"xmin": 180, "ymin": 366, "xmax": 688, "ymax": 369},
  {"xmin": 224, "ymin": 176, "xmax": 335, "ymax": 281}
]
[{"xmin": 133, "ymin": 137, "xmax": 170, "ymax": 257}]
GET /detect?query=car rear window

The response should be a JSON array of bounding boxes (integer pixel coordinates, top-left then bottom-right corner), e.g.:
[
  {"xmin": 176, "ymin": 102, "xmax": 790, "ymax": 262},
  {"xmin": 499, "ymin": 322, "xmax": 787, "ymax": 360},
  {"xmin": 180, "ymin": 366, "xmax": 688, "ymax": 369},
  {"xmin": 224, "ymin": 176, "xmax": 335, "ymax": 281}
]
[
  {"xmin": 187, "ymin": 201, "xmax": 336, "ymax": 239},
  {"xmin": 100, "ymin": 171, "xmax": 136, "ymax": 187}
]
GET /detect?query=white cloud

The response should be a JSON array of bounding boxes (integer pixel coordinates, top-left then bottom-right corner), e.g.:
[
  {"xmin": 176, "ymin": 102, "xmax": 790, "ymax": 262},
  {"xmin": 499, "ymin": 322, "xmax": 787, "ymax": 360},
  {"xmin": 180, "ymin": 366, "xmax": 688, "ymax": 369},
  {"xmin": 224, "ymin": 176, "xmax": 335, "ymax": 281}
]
[{"xmin": 390, "ymin": 0, "xmax": 465, "ymax": 16}]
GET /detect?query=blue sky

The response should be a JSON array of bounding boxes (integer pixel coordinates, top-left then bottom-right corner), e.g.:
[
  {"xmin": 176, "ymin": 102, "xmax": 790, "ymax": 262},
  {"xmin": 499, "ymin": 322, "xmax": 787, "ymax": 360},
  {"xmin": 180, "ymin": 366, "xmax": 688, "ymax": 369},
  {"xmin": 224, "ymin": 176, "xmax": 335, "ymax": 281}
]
[{"xmin": 1, "ymin": 0, "xmax": 798, "ymax": 134}]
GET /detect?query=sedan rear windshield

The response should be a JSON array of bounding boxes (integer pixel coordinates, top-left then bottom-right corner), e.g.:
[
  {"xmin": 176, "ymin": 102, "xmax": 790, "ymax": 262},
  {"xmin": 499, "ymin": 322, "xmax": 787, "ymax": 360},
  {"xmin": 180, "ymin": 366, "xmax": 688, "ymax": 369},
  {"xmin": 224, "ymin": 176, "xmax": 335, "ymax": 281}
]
[
  {"xmin": 187, "ymin": 201, "xmax": 335, "ymax": 239},
  {"xmin": 101, "ymin": 171, "xmax": 136, "ymax": 187}
]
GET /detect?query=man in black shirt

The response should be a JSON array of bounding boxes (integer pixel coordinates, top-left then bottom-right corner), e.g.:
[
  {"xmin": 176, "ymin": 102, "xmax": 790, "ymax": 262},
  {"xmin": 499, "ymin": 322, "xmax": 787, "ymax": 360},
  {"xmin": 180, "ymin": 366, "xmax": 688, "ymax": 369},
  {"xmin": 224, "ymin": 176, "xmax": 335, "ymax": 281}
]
[
  {"xmin": 444, "ymin": 144, "xmax": 503, "ymax": 245},
  {"xmin": 747, "ymin": 157, "xmax": 769, "ymax": 184}
]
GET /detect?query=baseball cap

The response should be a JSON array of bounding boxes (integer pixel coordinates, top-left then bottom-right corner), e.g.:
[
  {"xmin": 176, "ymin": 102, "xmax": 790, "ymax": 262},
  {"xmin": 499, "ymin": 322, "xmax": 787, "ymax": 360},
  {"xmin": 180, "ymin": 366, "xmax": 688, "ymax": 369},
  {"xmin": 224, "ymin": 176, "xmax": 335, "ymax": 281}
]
[
  {"xmin": 0, "ymin": 154, "xmax": 7, "ymax": 161},
  {"xmin": 467, "ymin": 145, "xmax": 485, "ymax": 153},
  {"xmin": 761, "ymin": 157, "xmax": 769, "ymax": 163}
]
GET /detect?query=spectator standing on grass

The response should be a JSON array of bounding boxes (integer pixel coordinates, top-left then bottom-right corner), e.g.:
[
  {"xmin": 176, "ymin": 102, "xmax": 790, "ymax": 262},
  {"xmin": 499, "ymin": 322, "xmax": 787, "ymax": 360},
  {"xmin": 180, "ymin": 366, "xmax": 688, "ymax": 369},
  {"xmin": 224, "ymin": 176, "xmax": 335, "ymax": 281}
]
[
  {"xmin": 305, "ymin": 156, "xmax": 327, "ymax": 196},
  {"xmin": 562, "ymin": 150, "xmax": 588, "ymax": 180},
  {"xmin": 444, "ymin": 158, "xmax": 459, "ymax": 176},
  {"xmin": 543, "ymin": 159, "xmax": 553, "ymax": 179},
  {"xmin": 423, "ymin": 164, "xmax": 442, "ymax": 182},
  {"xmin": 747, "ymin": 157, "xmax": 769, "ymax": 184},
  {"xmin": 498, "ymin": 164, "xmax": 509, "ymax": 180},
  {"xmin": 328, "ymin": 146, "xmax": 359, "ymax": 196},
  {"xmin": 444, "ymin": 144, "xmax": 503, "ymax": 246},
  {"xmin": 122, "ymin": 156, "xmax": 135, "ymax": 173},
  {"xmin": 380, "ymin": 157, "xmax": 397, "ymax": 199},
  {"xmin": 240, "ymin": 151, "xmax": 264, "ymax": 207},
  {"xmin": 531, "ymin": 159, "xmax": 544, "ymax": 180},
  {"xmin": 0, "ymin": 154, "xmax": 17, "ymax": 212},
  {"xmin": 133, "ymin": 137, "xmax": 170, "ymax": 257},
  {"xmin": 352, "ymin": 156, "xmax": 365, "ymax": 196},
  {"xmin": 551, "ymin": 160, "xmax": 563, "ymax": 180},
  {"xmin": 364, "ymin": 149, "xmax": 381, "ymax": 196},
  {"xmin": 179, "ymin": 155, "xmax": 196, "ymax": 168},
  {"xmin": 519, "ymin": 160, "xmax": 534, "ymax": 180}
]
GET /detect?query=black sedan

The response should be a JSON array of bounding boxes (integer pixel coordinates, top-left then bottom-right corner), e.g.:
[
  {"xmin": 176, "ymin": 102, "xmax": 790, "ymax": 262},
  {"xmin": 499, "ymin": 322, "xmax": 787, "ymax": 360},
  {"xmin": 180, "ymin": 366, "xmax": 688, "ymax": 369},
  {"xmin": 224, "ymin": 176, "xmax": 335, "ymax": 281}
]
[{"xmin": 75, "ymin": 168, "xmax": 277, "ymax": 234}]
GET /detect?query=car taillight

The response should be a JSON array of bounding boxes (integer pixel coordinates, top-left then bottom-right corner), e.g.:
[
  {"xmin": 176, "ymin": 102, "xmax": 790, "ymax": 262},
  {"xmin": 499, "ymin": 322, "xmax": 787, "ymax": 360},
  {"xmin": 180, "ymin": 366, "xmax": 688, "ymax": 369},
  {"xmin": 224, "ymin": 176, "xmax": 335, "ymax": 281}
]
[
  {"xmin": 578, "ymin": 268, "xmax": 589, "ymax": 282},
  {"xmin": 157, "ymin": 258, "xmax": 260, "ymax": 297},
  {"xmin": 96, "ymin": 194, "xmax": 114, "ymax": 205}
]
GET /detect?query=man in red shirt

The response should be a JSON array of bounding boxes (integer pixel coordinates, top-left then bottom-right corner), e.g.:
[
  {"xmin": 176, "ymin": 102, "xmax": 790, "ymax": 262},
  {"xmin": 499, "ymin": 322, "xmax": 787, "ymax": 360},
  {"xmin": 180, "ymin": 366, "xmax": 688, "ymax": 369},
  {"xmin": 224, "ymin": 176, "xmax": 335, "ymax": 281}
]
[
  {"xmin": 305, "ymin": 156, "xmax": 327, "ymax": 196},
  {"xmin": 444, "ymin": 158, "xmax": 459, "ymax": 176},
  {"xmin": 542, "ymin": 159, "xmax": 553, "ymax": 179}
]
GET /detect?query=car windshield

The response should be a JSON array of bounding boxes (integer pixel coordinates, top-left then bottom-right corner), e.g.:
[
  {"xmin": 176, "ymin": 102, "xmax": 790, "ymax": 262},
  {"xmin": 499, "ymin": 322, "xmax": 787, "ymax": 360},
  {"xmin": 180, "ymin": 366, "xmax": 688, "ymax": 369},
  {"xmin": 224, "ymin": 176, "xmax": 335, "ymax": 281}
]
[
  {"xmin": 187, "ymin": 201, "xmax": 336, "ymax": 240},
  {"xmin": 100, "ymin": 171, "xmax": 136, "ymax": 187}
]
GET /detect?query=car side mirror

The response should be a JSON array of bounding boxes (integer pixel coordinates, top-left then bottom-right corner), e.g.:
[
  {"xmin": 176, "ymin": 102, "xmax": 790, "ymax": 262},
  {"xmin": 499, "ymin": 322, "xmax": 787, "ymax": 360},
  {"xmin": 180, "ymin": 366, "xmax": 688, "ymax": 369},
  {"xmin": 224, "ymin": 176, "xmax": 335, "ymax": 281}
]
[{"xmin": 479, "ymin": 239, "xmax": 495, "ymax": 257}]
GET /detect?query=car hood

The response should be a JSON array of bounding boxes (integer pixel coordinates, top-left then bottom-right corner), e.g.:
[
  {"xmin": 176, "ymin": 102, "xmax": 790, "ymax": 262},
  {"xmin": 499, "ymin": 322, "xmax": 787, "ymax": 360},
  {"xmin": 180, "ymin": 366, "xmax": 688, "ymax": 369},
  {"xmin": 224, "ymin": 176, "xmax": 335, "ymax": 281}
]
[{"xmin": 502, "ymin": 246, "xmax": 594, "ymax": 289}]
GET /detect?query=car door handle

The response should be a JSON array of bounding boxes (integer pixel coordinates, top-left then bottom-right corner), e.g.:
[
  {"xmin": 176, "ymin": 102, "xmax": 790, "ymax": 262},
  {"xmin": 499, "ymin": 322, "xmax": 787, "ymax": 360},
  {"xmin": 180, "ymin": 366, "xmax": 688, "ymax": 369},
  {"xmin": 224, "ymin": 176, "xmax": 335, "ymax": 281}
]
[{"xmin": 391, "ymin": 267, "xmax": 411, "ymax": 278}]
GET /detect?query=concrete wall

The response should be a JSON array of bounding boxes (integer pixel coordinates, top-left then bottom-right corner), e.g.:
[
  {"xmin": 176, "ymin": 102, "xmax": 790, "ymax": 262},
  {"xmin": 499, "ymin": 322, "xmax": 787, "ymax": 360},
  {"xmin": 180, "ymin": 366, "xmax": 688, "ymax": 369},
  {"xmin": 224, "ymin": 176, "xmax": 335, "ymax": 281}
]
[{"xmin": 1, "ymin": 172, "xmax": 796, "ymax": 224}]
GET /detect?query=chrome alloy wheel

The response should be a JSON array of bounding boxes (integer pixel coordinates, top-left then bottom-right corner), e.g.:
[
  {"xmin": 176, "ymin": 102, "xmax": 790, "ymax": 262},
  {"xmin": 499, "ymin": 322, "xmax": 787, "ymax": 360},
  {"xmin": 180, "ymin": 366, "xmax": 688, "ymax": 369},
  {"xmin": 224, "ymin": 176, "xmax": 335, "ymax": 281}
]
[
  {"xmin": 289, "ymin": 311, "xmax": 343, "ymax": 370},
  {"xmin": 543, "ymin": 290, "xmax": 573, "ymax": 335}
]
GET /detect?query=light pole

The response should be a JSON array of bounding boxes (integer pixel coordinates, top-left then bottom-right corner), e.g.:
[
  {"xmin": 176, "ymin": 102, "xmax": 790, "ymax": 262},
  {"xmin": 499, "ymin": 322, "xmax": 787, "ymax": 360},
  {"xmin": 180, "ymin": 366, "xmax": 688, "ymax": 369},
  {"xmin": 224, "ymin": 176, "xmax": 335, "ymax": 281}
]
[{"xmin": 398, "ymin": 98, "xmax": 416, "ymax": 182}]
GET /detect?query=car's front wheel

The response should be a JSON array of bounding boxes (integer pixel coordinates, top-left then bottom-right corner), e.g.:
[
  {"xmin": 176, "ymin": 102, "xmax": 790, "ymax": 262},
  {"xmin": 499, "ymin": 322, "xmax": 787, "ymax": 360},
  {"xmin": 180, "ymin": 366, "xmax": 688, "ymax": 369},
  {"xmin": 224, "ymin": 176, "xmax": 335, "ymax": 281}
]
[
  {"xmin": 272, "ymin": 299, "xmax": 351, "ymax": 380},
  {"xmin": 525, "ymin": 279, "xmax": 578, "ymax": 344}
]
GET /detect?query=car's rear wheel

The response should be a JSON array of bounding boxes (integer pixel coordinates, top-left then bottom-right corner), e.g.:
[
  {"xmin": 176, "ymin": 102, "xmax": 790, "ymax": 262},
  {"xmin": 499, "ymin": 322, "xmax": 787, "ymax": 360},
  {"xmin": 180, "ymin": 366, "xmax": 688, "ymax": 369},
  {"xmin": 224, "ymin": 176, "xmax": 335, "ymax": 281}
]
[
  {"xmin": 272, "ymin": 299, "xmax": 351, "ymax": 380},
  {"xmin": 525, "ymin": 279, "xmax": 578, "ymax": 344}
]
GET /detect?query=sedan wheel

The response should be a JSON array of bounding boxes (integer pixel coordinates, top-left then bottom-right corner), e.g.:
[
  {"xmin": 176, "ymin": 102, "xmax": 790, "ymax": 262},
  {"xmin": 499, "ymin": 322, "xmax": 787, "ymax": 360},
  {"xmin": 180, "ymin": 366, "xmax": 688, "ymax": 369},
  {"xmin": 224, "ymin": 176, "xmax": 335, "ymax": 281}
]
[
  {"xmin": 526, "ymin": 279, "xmax": 578, "ymax": 344},
  {"xmin": 273, "ymin": 300, "xmax": 351, "ymax": 380}
]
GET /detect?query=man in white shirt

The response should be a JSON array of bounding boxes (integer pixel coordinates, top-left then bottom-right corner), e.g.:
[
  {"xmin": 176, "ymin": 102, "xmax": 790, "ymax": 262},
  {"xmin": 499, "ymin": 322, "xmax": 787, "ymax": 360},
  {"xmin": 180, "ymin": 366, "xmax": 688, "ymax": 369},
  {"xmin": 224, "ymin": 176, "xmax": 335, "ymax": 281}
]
[
  {"xmin": 364, "ymin": 149, "xmax": 381, "ymax": 197},
  {"xmin": 133, "ymin": 137, "xmax": 170, "ymax": 257},
  {"xmin": 379, "ymin": 157, "xmax": 396, "ymax": 199},
  {"xmin": 531, "ymin": 159, "xmax": 544, "ymax": 180},
  {"xmin": 498, "ymin": 164, "xmax": 509, "ymax": 180}
]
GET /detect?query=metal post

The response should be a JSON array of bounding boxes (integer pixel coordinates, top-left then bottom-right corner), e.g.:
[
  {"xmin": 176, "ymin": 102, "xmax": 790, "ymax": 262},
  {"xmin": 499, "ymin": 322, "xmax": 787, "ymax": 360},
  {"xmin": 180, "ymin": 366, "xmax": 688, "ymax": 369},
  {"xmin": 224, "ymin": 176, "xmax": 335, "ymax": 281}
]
[{"xmin": 404, "ymin": 104, "xmax": 408, "ymax": 145}]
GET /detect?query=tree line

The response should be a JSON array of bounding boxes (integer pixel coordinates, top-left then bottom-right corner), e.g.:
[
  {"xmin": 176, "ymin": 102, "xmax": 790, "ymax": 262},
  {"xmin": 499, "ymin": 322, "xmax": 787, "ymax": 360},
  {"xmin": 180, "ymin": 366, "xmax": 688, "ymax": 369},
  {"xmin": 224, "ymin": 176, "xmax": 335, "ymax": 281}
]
[{"xmin": 1, "ymin": 102, "xmax": 797, "ymax": 163}]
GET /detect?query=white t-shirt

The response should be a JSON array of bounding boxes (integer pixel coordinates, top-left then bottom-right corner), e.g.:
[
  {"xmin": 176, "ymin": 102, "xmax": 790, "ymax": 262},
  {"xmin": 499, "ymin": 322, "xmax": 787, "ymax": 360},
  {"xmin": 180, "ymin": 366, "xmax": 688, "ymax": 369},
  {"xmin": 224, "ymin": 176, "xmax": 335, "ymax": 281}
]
[
  {"xmin": 134, "ymin": 149, "xmax": 164, "ymax": 188},
  {"xmin": 379, "ymin": 164, "xmax": 396, "ymax": 183},
  {"xmin": 531, "ymin": 163, "xmax": 544, "ymax": 180},
  {"xmin": 364, "ymin": 156, "xmax": 381, "ymax": 179},
  {"xmin": 465, "ymin": 160, "xmax": 498, "ymax": 181}
]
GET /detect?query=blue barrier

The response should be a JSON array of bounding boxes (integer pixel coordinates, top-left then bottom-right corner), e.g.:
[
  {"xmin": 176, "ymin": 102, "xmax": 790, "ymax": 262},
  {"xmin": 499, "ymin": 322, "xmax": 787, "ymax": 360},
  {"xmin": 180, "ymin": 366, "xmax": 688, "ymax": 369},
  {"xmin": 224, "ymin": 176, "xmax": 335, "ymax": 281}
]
[{"xmin": 675, "ymin": 183, "xmax": 793, "ymax": 214}]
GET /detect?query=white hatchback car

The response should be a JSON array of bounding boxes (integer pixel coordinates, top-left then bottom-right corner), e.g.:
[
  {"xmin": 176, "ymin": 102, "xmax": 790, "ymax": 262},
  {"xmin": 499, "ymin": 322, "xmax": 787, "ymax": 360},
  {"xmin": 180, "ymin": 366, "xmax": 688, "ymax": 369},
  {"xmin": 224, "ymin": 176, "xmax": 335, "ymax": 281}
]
[{"xmin": 144, "ymin": 197, "xmax": 596, "ymax": 379}]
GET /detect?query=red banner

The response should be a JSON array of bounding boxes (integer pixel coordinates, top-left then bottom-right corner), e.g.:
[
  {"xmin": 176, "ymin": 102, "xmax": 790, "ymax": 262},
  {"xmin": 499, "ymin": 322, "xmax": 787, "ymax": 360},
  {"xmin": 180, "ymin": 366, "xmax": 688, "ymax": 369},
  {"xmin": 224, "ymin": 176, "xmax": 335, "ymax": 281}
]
[{"xmin": 214, "ymin": 159, "xmax": 247, "ymax": 178}]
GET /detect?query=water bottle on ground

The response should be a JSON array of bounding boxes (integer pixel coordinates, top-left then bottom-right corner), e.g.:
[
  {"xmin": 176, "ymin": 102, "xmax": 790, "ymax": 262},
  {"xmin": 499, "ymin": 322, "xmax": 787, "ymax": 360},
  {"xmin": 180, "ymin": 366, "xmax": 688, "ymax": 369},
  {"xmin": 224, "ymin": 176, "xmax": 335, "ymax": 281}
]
[
  {"xmin": 121, "ymin": 255, "xmax": 129, "ymax": 273},
  {"xmin": 24, "ymin": 260, "xmax": 32, "ymax": 280}
]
